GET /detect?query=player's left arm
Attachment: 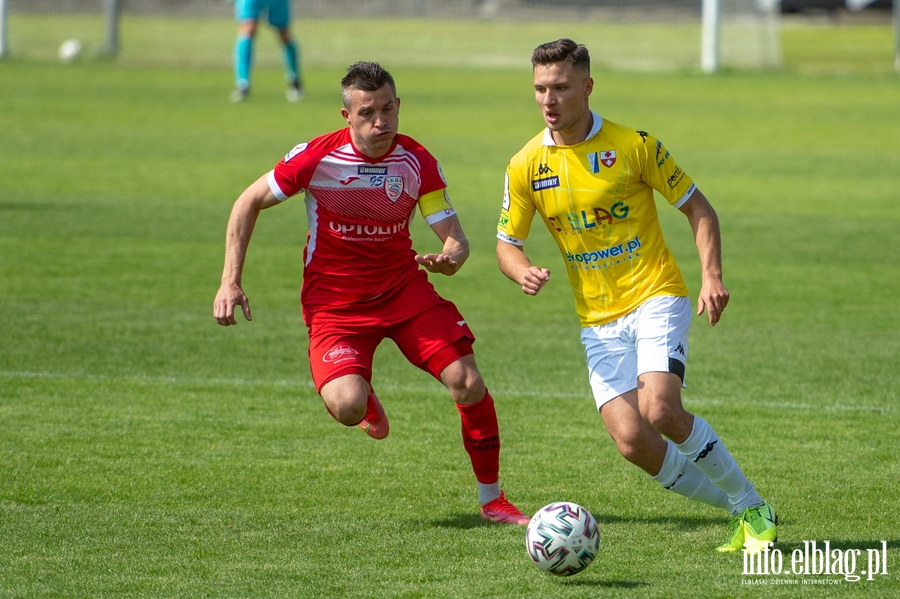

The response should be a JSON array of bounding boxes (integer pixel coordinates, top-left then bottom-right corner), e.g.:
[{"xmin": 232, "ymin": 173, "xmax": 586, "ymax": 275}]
[
  {"xmin": 416, "ymin": 213, "xmax": 469, "ymax": 276},
  {"xmin": 679, "ymin": 189, "xmax": 730, "ymax": 326}
]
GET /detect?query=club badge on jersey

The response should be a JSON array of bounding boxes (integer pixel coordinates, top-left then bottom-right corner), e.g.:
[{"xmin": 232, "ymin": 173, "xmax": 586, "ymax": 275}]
[
  {"xmin": 600, "ymin": 150, "xmax": 617, "ymax": 168},
  {"xmin": 385, "ymin": 176, "xmax": 404, "ymax": 202}
]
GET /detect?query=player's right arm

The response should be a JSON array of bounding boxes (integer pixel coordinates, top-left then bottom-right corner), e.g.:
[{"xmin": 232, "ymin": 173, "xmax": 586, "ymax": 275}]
[
  {"xmin": 496, "ymin": 162, "xmax": 550, "ymax": 296},
  {"xmin": 214, "ymin": 173, "xmax": 282, "ymax": 326},
  {"xmin": 496, "ymin": 240, "xmax": 550, "ymax": 296}
]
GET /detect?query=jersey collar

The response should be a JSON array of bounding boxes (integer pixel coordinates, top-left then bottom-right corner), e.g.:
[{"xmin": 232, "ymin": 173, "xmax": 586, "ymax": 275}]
[{"xmin": 542, "ymin": 111, "xmax": 603, "ymax": 146}]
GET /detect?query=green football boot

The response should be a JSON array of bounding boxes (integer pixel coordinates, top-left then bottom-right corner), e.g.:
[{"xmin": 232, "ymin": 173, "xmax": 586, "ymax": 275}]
[
  {"xmin": 716, "ymin": 514, "xmax": 746, "ymax": 553},
  {"xmin": 741, "ymin": 502, "xmax": 778, "ymax": 553}
]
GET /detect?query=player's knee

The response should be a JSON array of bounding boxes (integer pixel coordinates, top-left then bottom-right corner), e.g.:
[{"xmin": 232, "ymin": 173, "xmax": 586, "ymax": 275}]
[
  {"xmin": 456, "ymin": 378, "xmax": 486, "ymax": 405},
  {"xmin": 320, "ymin": 377, "xmax": 369, "ymax": 425},
  {"xmin": 619, "ymin": 440, "xmax": 667, "ymax": 476},
  {"xmin": 323, "ymin": 397, "xmax": 366, "ymax": 426},
  {"xmin": 442, "ymin": 363, "xmax": 485, "ymax": 405},
  {"xmin": 643, "ymin": 404, "xmax": 692, "ymax": 442},
  {"xmin": 614, "ymin": 433, "xmax": 648, "ymax": 464},
  {"xmin": 642, "ymin": 403, "xmax": 672, "ymax": 430}
]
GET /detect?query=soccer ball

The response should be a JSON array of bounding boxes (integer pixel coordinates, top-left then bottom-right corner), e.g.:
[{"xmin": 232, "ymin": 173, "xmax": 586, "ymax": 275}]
[
  {"xmin": 525, "ymin": 502, "xmax": 600, "ymax": 576},
  {"xmin": 58, "ymin": 39, "xmax": 83, "ymax": 63}
]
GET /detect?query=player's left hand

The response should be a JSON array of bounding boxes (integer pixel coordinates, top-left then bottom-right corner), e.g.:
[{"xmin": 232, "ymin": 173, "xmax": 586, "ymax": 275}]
[
  {"xmin": 697, "ymin": 279, "xmax": 730, "ymax": 326},
  {"xmin": 415, "ymin": 253, "xmax": 460, "ymax": 276},
  {"xmin": 214, "ymin": 282, "xmax": 252, "ymax": 326}
]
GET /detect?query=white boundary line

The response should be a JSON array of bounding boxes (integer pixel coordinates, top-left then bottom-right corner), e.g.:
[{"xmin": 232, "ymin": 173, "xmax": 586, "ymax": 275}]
[{"xmin": 0, "ymin": 370, "xmax": 890, "ymax": 413}]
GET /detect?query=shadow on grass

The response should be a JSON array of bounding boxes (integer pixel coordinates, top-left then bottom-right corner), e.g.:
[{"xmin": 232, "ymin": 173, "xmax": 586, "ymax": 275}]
[
  {"xmin": 426, "ymin": 513, "xmax": 500, "ymax": 529},
  {"xmin": 592, "ymin": 513, "xmax": 726, "ymax": 531},
  {"xmin": 425, "ymin": 512, "xmax": 726, "ymax": 531},
  {"xmin": 557, "ymin": 578, "xmax": 650, "ymax": 589}
]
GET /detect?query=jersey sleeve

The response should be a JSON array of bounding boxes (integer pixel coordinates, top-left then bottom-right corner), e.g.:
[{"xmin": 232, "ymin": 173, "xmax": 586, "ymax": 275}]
[
  {"xmin": 269, "ymin": 143, "xmax": 313, "ymax": 201},
  {"xmin": 497, "ymin": 160, "xmax": 537, "ymax": 246},
  {"xmin": 632, "ymin": 131, "xmax": 696, "ymax": 208},
  {"xmin": 268, "ymin": 130, "xmax": 343, "ymax": 201}
]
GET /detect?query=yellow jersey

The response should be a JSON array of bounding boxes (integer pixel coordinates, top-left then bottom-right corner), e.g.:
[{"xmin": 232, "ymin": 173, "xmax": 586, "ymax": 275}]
[{"xmin": 498, "ymin": 112, "xmax": 696, "ymax": 327}]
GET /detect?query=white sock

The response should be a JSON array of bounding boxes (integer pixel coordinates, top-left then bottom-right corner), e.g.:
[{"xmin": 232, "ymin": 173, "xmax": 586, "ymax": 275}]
[
  {"xmin": 653, "ymin": 441, "xmax": 730, "ymax": 511},
  {"xmin": 676, "ymin": 416, "xmax": 763, "ymax": 515},
  {"xmin": 478, "ymin": 482, "xmax": 501, "ymax": 506}
]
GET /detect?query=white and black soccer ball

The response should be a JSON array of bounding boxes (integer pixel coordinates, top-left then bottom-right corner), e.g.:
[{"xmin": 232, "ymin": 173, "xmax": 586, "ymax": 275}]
[
  {"xmin": 58, "ymin": 39, "xmax": 83, "ymax": 63},
  {"xmin": 525, "ymin": 501, "xmax": 600, "ymax": 576}
]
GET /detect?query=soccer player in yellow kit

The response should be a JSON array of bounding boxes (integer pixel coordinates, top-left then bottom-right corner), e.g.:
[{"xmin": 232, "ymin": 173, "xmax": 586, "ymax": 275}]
[{"xmin": 497, "ymin": 38, "xmax": 777, "ymax": 553}]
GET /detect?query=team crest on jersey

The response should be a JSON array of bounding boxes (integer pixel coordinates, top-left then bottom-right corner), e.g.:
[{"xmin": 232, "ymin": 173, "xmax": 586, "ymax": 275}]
[
  {"xmin": 284, "ymin": 143, "xmax": 308, "ymax": 162},
  {"xmin": 385, "ymin": 176, "xmax": 404, "ymax": 202},
  {"xmin": 600, "ymin": 150, "xmax": 617, "ymax": 168}
]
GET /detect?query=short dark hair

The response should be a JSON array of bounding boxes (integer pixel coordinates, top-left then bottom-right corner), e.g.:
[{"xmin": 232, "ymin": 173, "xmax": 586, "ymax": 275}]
[
  {"xmin": 531, "ymin": 38, "xmax": 590, "ymax": 74},
  {"xmin": 341, "ymin": 61, "xmax": 397, "ymax": 108}
]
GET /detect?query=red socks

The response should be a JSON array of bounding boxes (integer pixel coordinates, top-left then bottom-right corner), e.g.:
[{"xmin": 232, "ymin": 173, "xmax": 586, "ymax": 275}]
[{"xmin": 456, "ymin": 391, "xmax": 501, "ymax": 484}]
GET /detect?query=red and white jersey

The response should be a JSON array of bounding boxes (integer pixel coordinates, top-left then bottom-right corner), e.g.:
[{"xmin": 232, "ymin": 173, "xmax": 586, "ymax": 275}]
[{"xmin": 267, "ymin": 128, "xmax": 455, "ymax": 321}]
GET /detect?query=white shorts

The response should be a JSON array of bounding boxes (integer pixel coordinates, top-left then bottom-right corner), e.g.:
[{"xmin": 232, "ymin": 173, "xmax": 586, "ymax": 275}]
[{"xmin": 580, "ymin": 295, "xmax": 691, "ymax": 410}]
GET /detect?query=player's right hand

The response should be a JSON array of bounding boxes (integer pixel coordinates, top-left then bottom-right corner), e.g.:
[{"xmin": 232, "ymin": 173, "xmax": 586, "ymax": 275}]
[
  {"xmin": 521, "ymin": 267, "xmax": 550, "ymax": 296},
  {"xmin": 214, "ymin": 283, "xmax": 252, "ymax": 326}
]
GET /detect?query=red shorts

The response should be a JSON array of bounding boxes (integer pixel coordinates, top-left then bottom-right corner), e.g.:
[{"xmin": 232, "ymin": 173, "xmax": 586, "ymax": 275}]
[{"xmin": 306, "ymin": 274, "xmax": 475, "ymax": 392}]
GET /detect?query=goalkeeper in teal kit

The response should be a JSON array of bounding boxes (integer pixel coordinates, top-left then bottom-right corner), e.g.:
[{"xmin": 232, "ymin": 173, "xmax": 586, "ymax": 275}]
[{"xmin": 231, "ymin": 0, "xmax": 304, "ymax": 103}]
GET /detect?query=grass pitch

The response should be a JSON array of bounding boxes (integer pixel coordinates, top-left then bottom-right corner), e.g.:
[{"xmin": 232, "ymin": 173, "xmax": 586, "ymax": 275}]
[{"xmin": 1, "ymin": 15, "xmax": 899, "ymax": 599}]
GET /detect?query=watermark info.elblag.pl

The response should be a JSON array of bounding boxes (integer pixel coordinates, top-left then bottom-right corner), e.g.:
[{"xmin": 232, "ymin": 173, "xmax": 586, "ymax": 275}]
[{"xmin": 741, "ymin": 541, "xmax": 890, "ymax": 585}]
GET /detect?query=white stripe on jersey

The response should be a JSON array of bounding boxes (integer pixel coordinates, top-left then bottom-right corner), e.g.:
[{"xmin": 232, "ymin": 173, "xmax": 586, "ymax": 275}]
[
  {"xmin": 267, "ymin": 170, "xmax": 289, "ymax": 201},
  {"xmin": 674, "ymin": 183, "xmax": 697, "ymax": 209},
  {"xmin": 379, "ymin": 152, "xmax": 422, "ymax": 180},
  {"xmin": 305, "ymin": 194, "xmax": 319, "ymax": 266}
]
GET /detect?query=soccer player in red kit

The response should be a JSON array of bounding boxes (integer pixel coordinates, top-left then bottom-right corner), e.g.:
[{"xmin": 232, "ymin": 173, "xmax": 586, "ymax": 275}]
[{"xmin": 213, "ymin": 61, "xmax": 528, "ymax": 524}]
